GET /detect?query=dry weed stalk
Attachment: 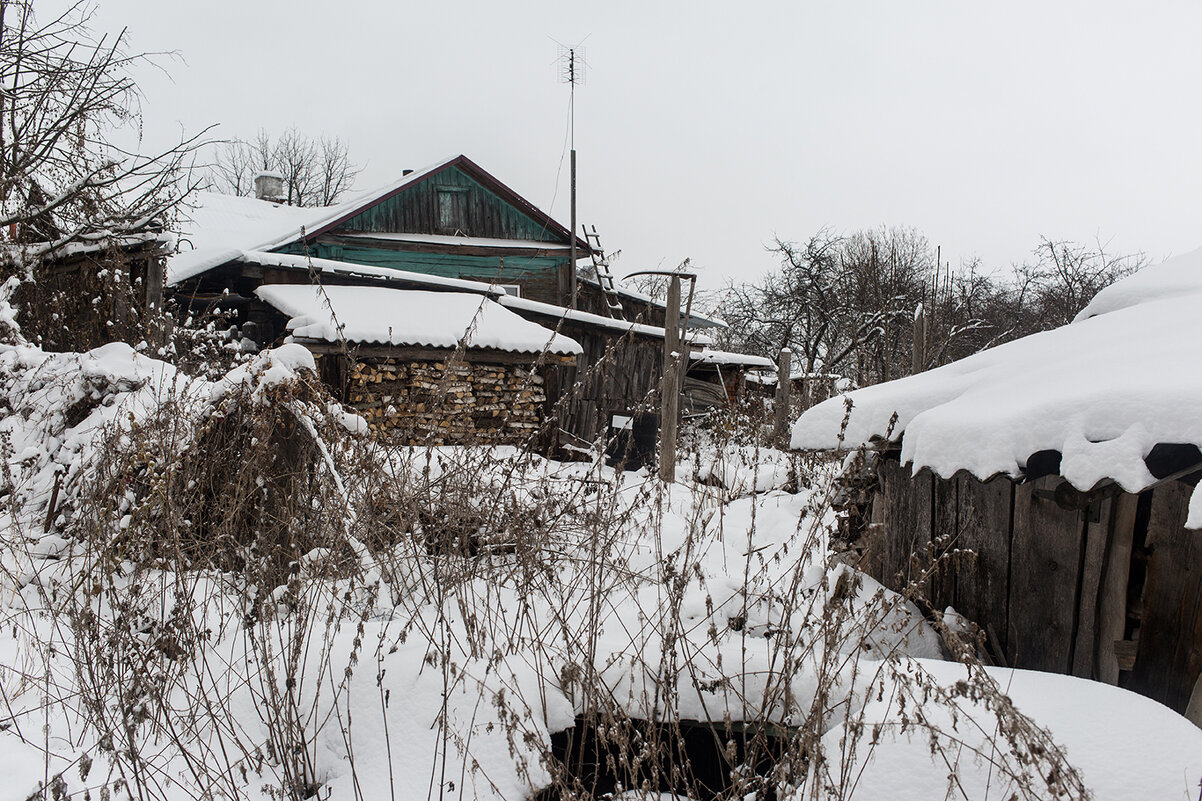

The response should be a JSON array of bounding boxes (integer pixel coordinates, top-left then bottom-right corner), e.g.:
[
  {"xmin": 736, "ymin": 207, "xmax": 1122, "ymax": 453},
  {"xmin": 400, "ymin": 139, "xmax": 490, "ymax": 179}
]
[{"xmin": 0, "ymin": 322, "xmax": 1093, "ymax": 801}]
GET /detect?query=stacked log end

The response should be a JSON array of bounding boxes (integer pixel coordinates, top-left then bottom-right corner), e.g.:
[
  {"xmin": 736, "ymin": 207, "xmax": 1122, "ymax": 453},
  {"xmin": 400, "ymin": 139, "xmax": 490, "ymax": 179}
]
[{"xmin": 343, "ymin": 357, "xmax": 545, "ymax": 445}]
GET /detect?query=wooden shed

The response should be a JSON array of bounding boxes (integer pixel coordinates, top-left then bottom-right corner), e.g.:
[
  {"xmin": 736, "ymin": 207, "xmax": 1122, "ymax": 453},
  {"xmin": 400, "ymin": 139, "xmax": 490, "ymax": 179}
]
[
  {"xmin": 792, "ymin": 248, "xmax": 1202, "ymax": 722},
  {"xmin": 253, "ymin": 284, "xmax": 582, "ymax": 446}
]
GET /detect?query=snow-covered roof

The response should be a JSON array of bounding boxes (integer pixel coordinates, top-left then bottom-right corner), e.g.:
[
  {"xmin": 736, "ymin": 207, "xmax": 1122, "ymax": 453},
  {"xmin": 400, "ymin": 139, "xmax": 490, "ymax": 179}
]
[
  {"xmin": 791, "ymin": 248, "xmax": 1202, "ymax": 519},
  {"xmin": 169, "ymin": 155, "xmax": 590, "ymax": 287},
  {"xmin": 498, "ymin": 293, "xmax": 714, "ymax": 346},
  {"xmin": 689, "ymin": 348, "xmax": 774, "ymax": 368},
  {"xmin": 577, "ymin": 272, "xmax": 728, "ymax": 329},
  {"xmin": 255, "ymin": 285, "xmax": 583, "ymax": 356},
  {"xmin": 1075, "ymin": 245, "xmax": 1202, "ymax": 319}
]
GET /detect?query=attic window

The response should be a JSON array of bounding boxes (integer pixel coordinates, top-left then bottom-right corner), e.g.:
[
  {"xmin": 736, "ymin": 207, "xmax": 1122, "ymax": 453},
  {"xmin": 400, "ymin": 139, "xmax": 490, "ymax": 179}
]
[{"xmin": 437, "ymin": 186, "xmax": 469, "ymax": 233}]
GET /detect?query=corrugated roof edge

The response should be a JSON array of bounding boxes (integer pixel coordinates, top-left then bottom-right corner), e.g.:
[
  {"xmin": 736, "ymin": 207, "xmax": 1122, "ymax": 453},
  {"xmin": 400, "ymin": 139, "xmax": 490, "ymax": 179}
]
[{"xmin": 498, "ymin": 294, "xmax": 713, "ymax": 345}]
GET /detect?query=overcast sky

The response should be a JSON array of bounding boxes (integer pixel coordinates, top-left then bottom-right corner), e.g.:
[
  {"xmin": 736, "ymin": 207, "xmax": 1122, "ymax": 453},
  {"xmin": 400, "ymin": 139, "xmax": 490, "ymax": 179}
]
[{"xmin": 89, "ymin": 0, "xmax": 1201, "ymax": 288}]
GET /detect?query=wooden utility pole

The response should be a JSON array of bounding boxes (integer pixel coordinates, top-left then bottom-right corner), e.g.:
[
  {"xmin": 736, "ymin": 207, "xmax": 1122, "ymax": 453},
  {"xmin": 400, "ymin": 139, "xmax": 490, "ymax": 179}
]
[
  {"xmin": 569, "ymin": 148, "xmax": 577, "ymax": 309},
  {"xmin": 659, "ymin": 276, "xmax": 682, "ymax": 482},
  {"xmin": 773, "ymin": 347, "xmax": 792, "ymax": 445}
]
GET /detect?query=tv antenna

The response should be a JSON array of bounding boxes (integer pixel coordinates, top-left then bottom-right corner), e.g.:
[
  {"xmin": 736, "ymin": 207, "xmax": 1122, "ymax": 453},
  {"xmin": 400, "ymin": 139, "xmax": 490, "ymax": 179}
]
[{"xmin": 556, "ymin": 43, "xmax": 587, "ymax": 308}]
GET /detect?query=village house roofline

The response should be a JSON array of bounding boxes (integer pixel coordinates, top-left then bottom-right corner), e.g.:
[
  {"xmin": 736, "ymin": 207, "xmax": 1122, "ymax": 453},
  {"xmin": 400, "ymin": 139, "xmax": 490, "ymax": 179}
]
[
  {"xmin": 255, "ymin": 154, "xmax": 592, "ymax": 255},
  {"xmin": 204, "ymin": 249, "xmax": 712, "ymax": 346}
]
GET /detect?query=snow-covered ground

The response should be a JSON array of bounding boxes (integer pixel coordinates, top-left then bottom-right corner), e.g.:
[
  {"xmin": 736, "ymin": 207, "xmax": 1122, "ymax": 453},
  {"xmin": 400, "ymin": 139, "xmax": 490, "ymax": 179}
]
[{"xmin": 0, "ymin": 287, "xmax": 1198, "ymax": 800}]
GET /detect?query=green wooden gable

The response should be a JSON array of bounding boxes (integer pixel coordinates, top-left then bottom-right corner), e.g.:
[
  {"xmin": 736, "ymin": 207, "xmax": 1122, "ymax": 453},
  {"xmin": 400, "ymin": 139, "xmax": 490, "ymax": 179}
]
[
  {"xmin": 329, "ymin": 165, "xmax": 567, "ymax": 243},
  {"xmin": 271, "ymin": 159, "xmax": 577, "ymax": 303}
]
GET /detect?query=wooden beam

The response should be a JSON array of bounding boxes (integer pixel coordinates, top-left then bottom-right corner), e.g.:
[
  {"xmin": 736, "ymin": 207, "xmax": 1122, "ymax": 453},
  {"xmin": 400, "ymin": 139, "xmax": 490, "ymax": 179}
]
[
  {"xmin": 323, "ymin": 234, "xmax": 568, "ymax": 260},
  {"xmin": 1096, "ymin": 492, "xmax": 1138, "ymax": 685},
  {"xmin": 658, "ymin": 276, "xmax": 681, "ymax": 483},
  {"xmin": 1072, "ymin": 495, "xmax": 1114, "ymax": 679},
  {"xmin": 773, "ymin": 348, "xmax": 792, "ymax": 445},
  {"xmin": 1129, "ymin": 481, "xmax": 1202, "ymax": 713},
  {"xmin": 1007, "ymin": 475, "xmax": 1087, "ymax": 673}
]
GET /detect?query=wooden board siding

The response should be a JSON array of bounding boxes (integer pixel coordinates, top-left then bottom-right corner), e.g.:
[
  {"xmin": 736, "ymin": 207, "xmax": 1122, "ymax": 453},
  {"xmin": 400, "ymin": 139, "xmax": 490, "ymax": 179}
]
[
  {"xmin": 866, "ymin": 466, "xmax": 1201, "ymax": 714},
  {"xmin": 279, "ymin": 243, "xmax": 567, "ymax": 305},
  {"xmin": 876, "ymin": 460, "xmax": 933, "ymax": 592},
  {"xmin": 1071, "ymin": 496, "xmax": 1114, "ymax": 680},
  {"xmin": 1006, "ymin": 477, "xmax": 1086, "ymax": 672},
  {"xmin": 554, "ymin": 326, "xmax": 663, "ymax": 445},
  {"xmin": 1129, "ymin": 480, "xmax": 1202, "ymax": 711},
  {"xmin": 952, "ymin": 475, "xmax": 1014, "ymax": 657},
  {"xmin": 332, "ymin": 166, "xmax": 567, "ymax": 243},
  {"xmin": 1097, "ymin": 493, "xmax": 1138, "ymax": 685}
]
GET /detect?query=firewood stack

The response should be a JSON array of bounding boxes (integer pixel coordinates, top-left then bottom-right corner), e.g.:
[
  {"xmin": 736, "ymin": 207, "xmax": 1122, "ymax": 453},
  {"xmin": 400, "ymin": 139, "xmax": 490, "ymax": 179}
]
[{"xmin": 347, "ymin": 358, "xmax": 545, "ymax": 444}]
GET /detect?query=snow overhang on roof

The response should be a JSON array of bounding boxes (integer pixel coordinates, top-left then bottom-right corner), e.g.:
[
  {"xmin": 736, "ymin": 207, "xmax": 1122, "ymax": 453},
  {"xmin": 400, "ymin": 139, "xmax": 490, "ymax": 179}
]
[
  {"xmin": 790, "ymin": 247, "xmax": 1202, "ymax": 526},
  {"xmin": 255, "ymin": 285, "xmax": 583, "ymax": 356},
  {"xmin": 689, "ymin": 348, "xmax": 775, "ymax": 369}
]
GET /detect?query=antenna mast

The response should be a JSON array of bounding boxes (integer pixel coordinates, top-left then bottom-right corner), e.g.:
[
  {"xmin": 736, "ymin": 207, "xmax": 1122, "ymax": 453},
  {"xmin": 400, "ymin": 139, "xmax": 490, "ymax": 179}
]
[{"xmin": 558, "ymin": 45, "xmax": 586, "ymax": 309}]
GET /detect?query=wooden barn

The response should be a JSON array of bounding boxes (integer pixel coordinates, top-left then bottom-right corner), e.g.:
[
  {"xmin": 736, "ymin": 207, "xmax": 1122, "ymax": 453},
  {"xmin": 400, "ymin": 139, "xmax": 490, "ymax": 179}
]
[
  {"xmin": 254, "ymin": 284, "xmax": 581, "ymax": 445},
  {"xmin": 791, "ymin": 248, "xmax": 1202, "ymax": 724},
  {"xmin": 167, "ymin": 154, "xmax": 721, "ymax": 448}
]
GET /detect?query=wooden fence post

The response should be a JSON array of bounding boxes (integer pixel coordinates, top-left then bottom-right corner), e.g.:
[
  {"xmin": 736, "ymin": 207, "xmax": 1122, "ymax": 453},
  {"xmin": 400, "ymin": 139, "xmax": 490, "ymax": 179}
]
[
  {"xmin": 773, "ymin": 347, "xmax": 792, "ymax": 445},
  {"xmin": 658, "ymin": 276, "xmax": 681, "ymax": 483},
  {"xmin": 912, "ymin": 303, "xmax": 926, "ymax": 374}
]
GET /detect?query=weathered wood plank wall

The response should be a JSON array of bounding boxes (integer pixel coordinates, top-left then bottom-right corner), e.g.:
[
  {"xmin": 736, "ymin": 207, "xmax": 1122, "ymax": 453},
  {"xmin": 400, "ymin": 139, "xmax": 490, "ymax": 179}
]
[
  {"xmin": 1129, "ymin": 481, "xmax": 1202, "ymax": 712},
  {"xmin": 868, "ymin": 458, "xmax": 1202, "ymax": 714},
  {"xmin": 554, "ymin": 326, "xmax": 662, "ymax": 445},
  {"xmin": 1008, "ymin": 476, "xmax": 1087, "ymax": 673}
]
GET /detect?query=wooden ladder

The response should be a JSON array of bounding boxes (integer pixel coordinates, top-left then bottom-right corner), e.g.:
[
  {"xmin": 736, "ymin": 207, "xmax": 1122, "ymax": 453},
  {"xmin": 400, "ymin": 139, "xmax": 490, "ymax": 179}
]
[{"xmin": 584, "ymin": 225, "xmax": 624, "ymax": 317}]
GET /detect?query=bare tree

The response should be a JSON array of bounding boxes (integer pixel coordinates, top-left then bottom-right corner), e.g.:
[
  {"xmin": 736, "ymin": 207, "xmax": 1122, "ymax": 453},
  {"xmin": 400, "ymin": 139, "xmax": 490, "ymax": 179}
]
[
  {"xmin": 714, "ymin": 228, "xmax": 927, "ymax": 386},
  {"xmin": 0, "ymin": 0, "xmax": 206, "ymax": 256},
  {"xmin": 1012, "ymin": 237, "xmax": 1145, "ymax": 331},
  {"xmin": 717, "ymin": 227, "xmax": 1146, "ymax": 392},
  {"xmin": 210, "ymin": 128, "xmax": 360, "ymax": 206}
]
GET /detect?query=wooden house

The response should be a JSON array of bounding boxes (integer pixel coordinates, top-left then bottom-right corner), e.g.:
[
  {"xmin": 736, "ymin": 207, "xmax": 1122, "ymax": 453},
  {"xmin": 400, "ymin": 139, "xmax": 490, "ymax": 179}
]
[
  {"xmin": 791, "ymin": 248, "xmax": 1202, "ymax": 723},
  {"xmin": 167, "ymin": 155, "xmax": 721, "ymax": 447}
]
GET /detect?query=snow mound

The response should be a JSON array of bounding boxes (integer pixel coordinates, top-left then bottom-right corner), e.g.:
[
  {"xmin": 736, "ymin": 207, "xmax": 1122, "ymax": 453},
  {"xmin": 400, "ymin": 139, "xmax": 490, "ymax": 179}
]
[
  {"xmin": 804, "ymin": 658, "xmax": 1202, "ymax": 801},
  {"xmin": 791, "ymin": 250, "xmax": 1202, "ymax": 515},
  {"xmin": 1076, "ymin": 245, "xmax": 1202, "ymax": 320},
  {"xmin": 210, "ymin": 342, "xmax": 317, "ymax": 404}
]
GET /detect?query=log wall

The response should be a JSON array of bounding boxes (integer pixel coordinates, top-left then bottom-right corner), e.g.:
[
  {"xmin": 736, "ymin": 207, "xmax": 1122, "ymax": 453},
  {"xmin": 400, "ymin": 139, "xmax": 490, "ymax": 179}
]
[
  {"xmin": 868, "ymin": 457, "xmax": 1202, "ymax": 715},
  {"xmin": 338, "ymin": 356, "xmax": 546, "ymax": 446}
]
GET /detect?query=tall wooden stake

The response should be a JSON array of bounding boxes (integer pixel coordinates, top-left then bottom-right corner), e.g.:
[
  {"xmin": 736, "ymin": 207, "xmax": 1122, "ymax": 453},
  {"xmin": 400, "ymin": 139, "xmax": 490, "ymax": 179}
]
[
  {"xmin": 659, "ymin": 276, "xmax": 682, "ymax": 482},
  {"xmin": 912, "ymin": 303, "xmax": 926, "ymax": 374},
  {"xmin": 774, "ymin": 347, "xmax": 792, "ymax": 445}
]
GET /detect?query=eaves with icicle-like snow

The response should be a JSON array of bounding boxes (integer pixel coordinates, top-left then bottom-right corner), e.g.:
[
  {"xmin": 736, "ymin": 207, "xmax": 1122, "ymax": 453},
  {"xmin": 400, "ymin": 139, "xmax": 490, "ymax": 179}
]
[{"xmin": 790, "ymin": 246, "xmax": 1202, "ymax": 526}]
